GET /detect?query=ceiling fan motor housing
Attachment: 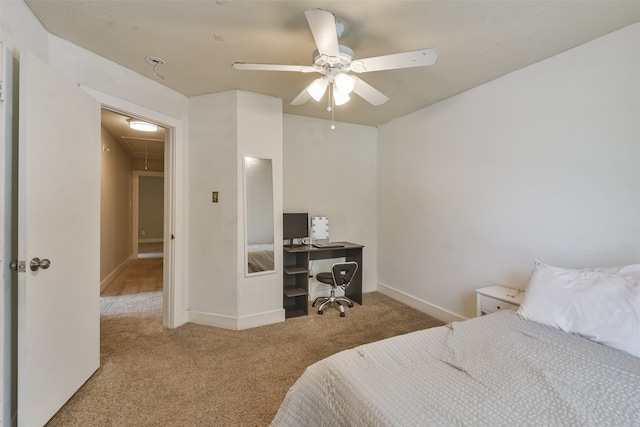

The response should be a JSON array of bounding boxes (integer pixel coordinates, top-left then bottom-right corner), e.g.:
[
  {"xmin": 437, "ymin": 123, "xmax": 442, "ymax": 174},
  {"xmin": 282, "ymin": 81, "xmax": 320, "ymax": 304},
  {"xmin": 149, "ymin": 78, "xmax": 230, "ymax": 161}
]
[{"xmin": 312, "ymin": 45, "xmax": 354, "ymax": 78}]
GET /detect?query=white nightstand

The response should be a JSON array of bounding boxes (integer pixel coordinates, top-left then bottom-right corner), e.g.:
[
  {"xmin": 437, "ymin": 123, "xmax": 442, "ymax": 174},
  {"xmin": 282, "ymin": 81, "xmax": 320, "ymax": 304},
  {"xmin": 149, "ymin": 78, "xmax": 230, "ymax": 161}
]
[{"xmin": 475, "ymin": 285, "xmax": 524, "ymax": 317}]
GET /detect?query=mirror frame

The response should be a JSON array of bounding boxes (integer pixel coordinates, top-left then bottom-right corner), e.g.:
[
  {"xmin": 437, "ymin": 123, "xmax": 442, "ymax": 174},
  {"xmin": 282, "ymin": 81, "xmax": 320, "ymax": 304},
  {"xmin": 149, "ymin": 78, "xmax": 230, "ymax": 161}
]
[{"xmin": 243, "ymin": 156, "xmax": 276, "ymax": 277}]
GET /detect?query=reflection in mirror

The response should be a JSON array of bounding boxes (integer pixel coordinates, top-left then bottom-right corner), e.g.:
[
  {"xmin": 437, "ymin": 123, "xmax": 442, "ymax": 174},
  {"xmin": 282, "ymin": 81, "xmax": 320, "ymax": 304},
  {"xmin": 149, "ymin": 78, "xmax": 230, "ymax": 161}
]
[{"xmin": 244, "ymin": 157, "xmax": 275, "ymax": 276}]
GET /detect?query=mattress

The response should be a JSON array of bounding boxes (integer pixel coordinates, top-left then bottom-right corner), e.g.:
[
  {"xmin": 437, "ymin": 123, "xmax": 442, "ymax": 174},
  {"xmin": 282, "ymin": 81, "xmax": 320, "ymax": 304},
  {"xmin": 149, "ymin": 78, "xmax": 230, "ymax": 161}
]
[{"xmin": 271, "ymin": 310, "xmax": 640, "ymax": 426}]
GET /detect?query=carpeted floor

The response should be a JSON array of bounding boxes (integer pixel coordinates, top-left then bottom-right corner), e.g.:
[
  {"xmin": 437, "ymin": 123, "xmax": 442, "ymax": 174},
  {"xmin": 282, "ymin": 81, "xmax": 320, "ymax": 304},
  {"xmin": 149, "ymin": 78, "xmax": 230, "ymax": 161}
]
[
  {"xmin": 101, "ymin": 258, "xmax": 163, "ymax": 296},
  {"xmin": 47, "ymin": 261, "xmax": 444, "ymax": 426}
]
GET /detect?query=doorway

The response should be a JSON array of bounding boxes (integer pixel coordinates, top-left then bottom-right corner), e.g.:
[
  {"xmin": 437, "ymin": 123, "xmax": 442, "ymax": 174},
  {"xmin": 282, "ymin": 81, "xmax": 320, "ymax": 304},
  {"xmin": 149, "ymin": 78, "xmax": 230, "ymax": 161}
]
[
  {"xmin": 99, "ymin": 108, "xmax": 167, "ymax": 314},
  {"xmin": 82, "ymin": 85, "xmax": 183, "ymax": 329}
]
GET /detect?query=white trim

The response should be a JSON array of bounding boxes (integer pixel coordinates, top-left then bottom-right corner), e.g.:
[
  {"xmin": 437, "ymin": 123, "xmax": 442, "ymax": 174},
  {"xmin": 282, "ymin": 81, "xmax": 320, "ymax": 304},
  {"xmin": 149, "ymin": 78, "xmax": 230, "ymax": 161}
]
[
  {"xmin": 80, "ymin": 86, "xmax": 187, "ymax": 328},
  {"xmin": 188, "ymin": 308, "xmax": 285, "ymax": 330},
  {"xmin": 162, "ymin": 124, "xmax": 181, "ymax": 327},
  {"xmin": 138, "ymin": 238, "xmax": 163, "ymax": 244},
  {"xmin": 376, "ymin": 282, "xmax": 466, "ymax": 324},
  {"xmin": 100, "ymin": 257, "xmax": 133, "ymax": 293},
  {"xmin": 0, "ymin": 41, "xmax": 10, "ymax": 427},
  {"xmin": 237, "ymin": 309, "xmax": 285, "ymax": 330},
  {"xmin": 188, "ymin": 310, "xmax": 237, "ymax": 330}
]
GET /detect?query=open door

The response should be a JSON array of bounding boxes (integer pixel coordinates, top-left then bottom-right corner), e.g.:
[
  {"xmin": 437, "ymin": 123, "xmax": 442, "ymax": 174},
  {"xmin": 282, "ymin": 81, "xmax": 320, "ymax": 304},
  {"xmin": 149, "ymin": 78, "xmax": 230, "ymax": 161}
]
[{"xmin": 16, "ymin": 52, "xmax": 100, "ymax": 426}]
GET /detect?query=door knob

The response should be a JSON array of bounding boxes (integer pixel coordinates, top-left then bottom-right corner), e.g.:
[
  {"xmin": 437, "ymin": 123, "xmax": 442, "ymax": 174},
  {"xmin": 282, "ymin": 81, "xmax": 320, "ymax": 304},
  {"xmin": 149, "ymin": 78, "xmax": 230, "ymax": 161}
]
[{"xmin": 30, "ymin": 258, "xmax": 51, "ymax": 271}]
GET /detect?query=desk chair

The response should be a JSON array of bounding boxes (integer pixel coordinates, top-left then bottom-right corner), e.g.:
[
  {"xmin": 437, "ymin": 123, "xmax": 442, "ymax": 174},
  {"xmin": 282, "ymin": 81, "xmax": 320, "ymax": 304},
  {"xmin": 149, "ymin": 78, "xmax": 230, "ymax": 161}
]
[{"xmin": 312, "ymin": 262, "xmax": 358, "ymax": 317}]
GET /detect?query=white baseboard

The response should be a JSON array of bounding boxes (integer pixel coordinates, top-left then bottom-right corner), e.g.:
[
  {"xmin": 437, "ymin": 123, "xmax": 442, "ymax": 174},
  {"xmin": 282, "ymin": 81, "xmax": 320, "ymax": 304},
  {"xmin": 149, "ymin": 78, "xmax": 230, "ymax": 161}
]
[
  {"xmin": 139, "ymin": 238, "xmax": 163, "ymax": 243},
  {"xmin": 376, "ymin": 282, "xmax": 466, "ymax": 324},
  {"xmin": 188, "ymin": 308, "xmax": 285, "ymax": 330},
  {"xmin": 237, "ymin": 309, "xmax": 285, "ymax": 330},
  {"xmin": 100, "ymin": 257, "xmax": 133, "ymax": 292}
]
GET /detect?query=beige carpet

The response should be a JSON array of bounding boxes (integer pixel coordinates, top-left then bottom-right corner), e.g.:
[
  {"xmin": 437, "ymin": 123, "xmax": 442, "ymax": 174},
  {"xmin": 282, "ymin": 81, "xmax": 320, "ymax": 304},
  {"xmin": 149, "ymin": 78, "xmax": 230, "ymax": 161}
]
[
  {"xmin": 101, "ymin": 258, "xmax": 163, "ymax": 296},
  {"xmin": 47, "ymin": 289, "xmax": 444, "ymax": 426}
]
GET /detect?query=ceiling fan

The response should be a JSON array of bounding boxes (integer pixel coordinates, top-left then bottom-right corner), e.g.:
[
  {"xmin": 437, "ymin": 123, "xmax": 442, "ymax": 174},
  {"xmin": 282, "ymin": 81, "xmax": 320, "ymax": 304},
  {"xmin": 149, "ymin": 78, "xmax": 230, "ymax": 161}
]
[{"xmin": 232, "ymin": 9, "xmax": 437, "ymax": 108}]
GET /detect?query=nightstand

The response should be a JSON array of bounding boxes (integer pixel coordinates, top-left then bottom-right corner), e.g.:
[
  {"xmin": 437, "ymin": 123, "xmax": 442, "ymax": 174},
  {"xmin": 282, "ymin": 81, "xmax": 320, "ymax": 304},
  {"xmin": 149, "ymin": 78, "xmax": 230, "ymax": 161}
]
[{"xmin": 475, "ymin": 285, "xmax": 524, "ymax": 317}]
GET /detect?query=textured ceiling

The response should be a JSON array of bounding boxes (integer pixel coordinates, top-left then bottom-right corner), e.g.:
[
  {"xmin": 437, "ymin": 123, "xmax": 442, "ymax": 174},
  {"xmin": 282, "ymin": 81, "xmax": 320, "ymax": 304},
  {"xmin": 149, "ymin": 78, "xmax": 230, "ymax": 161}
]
[{"xmin": 26, "ymin": 1, "xmax": 640, "ymax": 127}]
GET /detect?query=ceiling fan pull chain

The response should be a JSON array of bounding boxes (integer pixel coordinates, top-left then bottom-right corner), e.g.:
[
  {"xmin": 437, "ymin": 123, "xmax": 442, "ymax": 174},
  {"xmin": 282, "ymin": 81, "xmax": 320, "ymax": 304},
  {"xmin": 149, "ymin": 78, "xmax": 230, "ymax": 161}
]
[{"xmin": 329, "ymin": 84, "xmax": 336, "ymax": 130}]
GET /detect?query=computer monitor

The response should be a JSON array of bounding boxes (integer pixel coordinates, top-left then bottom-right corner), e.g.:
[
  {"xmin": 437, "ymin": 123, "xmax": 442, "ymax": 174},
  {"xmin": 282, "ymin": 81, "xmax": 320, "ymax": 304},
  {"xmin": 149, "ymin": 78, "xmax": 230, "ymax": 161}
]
[{"xmin": 283, "ymin": 213, "xmax": 308, "ymax": 247}]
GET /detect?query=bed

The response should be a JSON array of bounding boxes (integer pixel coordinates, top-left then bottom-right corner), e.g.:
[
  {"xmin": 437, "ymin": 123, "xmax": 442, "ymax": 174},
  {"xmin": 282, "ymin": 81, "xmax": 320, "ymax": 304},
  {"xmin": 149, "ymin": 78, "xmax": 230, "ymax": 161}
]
[
  {"xmin": 272, "ymin": 261, "xmax": 640, "ymax": 426},
  {"xmin": 247, "ymin": 244, "xmax": 275, "ymax": 273}
]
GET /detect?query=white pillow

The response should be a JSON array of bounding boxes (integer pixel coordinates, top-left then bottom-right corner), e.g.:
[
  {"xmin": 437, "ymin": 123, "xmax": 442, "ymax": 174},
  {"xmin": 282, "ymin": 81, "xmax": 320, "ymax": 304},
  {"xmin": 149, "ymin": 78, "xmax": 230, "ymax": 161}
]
[{"xmin": 518, "ymin": 261, "xmax": 640, "ymax": 358}]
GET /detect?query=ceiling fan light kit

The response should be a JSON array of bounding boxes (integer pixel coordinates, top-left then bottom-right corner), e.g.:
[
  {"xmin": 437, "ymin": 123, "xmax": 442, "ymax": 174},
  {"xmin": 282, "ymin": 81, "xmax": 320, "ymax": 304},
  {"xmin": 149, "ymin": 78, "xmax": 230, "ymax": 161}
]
[
  {"xmin": 332, "ymin": 87, "xmax": 350, "ymax": 105},
  {"xmin": 334, "ymin": 73, "xmax": 355, "ymax": 94},
  {"xmin": 307, "ymin": 78, "xmax": 329, "ymax": 101},
  {"xmin": 232, "ymin": 8, "xmax": 437, "ymax": 127}
]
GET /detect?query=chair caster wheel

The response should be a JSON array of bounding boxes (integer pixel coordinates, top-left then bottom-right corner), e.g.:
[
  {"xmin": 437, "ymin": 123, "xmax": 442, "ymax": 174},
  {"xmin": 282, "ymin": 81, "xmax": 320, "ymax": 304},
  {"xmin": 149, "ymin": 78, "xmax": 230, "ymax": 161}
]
[
  {"xmin": 318, "ymin": 310, "xmax": 323, "ymax": 315},
  {"xmin": 340, "ymin": 312, "xmax": 345, "ymax": 317},
  {"xmin": 348, "ymin": 303, "xmax": 354, "ymax": 308},
  {"xmin": 312, "ymin": 302, "xmax": 316, "ymax": 307}
]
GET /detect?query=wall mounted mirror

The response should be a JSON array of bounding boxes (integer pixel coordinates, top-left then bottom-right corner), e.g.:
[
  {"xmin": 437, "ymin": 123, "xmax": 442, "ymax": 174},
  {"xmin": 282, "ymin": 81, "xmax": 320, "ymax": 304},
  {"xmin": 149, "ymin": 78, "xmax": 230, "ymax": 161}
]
[{"xmin": 244, "ymin": 157, "xmax": 275, "ymax": 276}]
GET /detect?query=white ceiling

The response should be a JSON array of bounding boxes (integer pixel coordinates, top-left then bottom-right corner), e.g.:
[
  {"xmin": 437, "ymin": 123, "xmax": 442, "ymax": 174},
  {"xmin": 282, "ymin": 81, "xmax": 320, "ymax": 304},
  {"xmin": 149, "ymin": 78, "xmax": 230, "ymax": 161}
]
[{"xmin": 26, "ymin": 1, "xmax": 640, "ymax": 127}]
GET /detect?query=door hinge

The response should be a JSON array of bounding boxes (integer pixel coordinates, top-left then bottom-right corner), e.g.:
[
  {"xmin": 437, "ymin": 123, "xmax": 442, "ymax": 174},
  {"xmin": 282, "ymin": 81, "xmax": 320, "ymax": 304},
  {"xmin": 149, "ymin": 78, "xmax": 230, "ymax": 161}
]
[
  {"xmin": 0, "ymin": 81, "xmax": 4, "ymax": 102},
  {"xmin": 10, "ymin": 260, "xmax": 26, "ymax": 273}
]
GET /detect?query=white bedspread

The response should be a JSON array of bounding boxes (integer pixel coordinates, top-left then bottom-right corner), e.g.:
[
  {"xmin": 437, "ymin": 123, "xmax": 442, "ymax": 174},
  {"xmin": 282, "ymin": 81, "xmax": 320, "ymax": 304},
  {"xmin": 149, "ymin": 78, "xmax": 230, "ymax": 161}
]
[{"xmin": 271, "ymin": 310, "xmax": 640, "ymax": 426}]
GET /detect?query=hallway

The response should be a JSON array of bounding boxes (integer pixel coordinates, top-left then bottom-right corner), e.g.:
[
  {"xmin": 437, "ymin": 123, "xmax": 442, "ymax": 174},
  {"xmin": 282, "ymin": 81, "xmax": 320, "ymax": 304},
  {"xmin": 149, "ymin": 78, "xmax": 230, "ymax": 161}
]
[{"xmin": 101, "ymin": 257, "xmax": 163, "ymax": 297}]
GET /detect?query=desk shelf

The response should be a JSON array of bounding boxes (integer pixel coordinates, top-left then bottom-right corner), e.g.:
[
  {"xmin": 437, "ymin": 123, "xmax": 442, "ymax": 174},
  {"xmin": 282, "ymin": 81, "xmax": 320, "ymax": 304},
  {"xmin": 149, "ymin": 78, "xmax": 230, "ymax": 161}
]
[
  {"xmin": 284, "ymin": 266, "xmax": 308, "ymax": 275},
  {"xmin": 283, "ymin": 248, "xmax": 310, "ymax": 317},
  {"xmin": 283, "ymin": 287, "xmax": 308, "ymax": 298}
]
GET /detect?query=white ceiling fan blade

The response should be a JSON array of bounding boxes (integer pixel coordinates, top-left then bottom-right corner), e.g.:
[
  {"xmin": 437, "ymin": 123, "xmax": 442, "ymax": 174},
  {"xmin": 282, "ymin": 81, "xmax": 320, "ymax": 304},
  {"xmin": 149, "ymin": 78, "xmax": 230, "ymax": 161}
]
[
  {"xmin": 290, "ymin": 85, "xmax": 313, "ymax": 106},
  {"xmin": 232, "ymin": 62, "xmax": 316, "ymax": 73},
  {"xmin": 304, "ymin": 9, "xmax": 340, "ymax": 58},
  {"xmin": 350, "ymin": 48, "xmax": 438, "ymax": 73},
  {"xmin": 352, "ymin": 77, "xmax": 389, "ymax": 106}
]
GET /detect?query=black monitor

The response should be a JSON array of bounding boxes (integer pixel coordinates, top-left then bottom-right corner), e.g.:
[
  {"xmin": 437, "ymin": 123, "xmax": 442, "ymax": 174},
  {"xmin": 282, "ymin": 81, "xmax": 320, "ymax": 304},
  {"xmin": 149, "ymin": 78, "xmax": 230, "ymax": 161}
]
[{"xmin": 283, "ymin": 213, "xmax": 308, "ymax": 247}]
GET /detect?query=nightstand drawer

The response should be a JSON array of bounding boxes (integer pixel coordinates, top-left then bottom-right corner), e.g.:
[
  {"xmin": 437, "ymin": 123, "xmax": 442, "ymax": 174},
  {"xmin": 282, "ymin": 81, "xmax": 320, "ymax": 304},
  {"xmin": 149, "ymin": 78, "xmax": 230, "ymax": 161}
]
[
  {"xmin": 480, "ymin": 295, "xmax": 519, "ymax": 314},
  {"xmin": 476, "ymin": 285, "xmax": 524, "ymax": 317}
]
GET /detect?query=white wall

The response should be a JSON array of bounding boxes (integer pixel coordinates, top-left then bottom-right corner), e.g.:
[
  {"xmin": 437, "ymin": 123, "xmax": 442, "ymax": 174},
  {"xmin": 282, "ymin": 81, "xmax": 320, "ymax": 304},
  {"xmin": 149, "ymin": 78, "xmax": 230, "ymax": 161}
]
[
  {"xmin": 188, "ymin": 91, "xmax": 239, "ymax": 319},
  {"xmin": 188, "ymin": 90, "xmax": 284, "ymax": 329},
  {"xmin": 378, "ymin": 23, "xmax": 640, "ymax": 321},
  {"xmin": 283, "ymin": 114, "xmax": 377, "ymax": 300}
]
